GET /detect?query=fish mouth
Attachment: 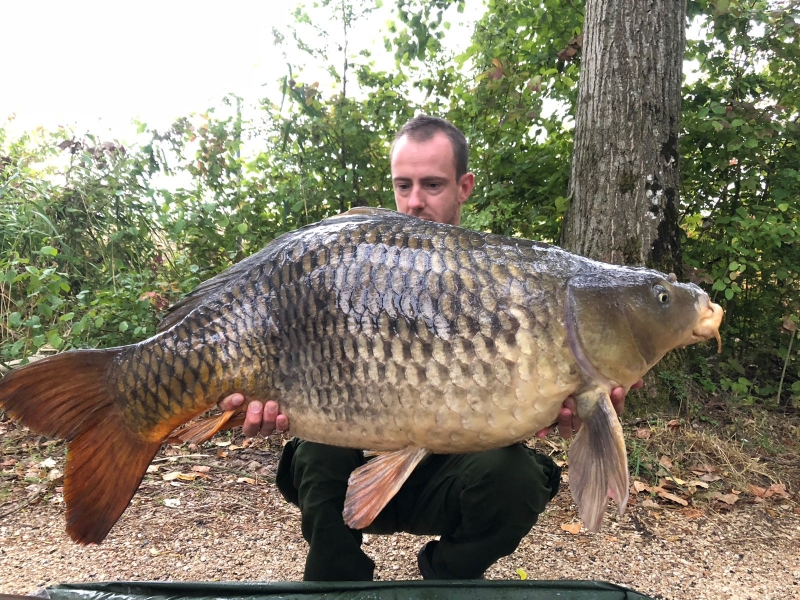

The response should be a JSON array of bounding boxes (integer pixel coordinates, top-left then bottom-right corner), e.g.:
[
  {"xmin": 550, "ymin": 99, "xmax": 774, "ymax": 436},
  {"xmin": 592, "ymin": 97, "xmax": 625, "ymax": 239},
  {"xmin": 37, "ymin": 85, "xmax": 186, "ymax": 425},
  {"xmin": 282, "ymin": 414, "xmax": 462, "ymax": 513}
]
[{"xmin": 688, "ymin": 298, "xmax": 724, "ymax": 352}]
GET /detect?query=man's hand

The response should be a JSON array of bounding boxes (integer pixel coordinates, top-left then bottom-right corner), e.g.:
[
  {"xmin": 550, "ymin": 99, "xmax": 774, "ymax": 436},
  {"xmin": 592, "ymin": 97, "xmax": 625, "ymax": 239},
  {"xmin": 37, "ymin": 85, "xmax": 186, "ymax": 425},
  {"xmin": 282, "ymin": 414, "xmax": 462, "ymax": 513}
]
[
  {"xmin": 535, "ymin": 379, "xmax": 643, "ymax": 440},
  {"xmin": 217, "ymin": 394, "xmax": 289, "ymax": 438}
]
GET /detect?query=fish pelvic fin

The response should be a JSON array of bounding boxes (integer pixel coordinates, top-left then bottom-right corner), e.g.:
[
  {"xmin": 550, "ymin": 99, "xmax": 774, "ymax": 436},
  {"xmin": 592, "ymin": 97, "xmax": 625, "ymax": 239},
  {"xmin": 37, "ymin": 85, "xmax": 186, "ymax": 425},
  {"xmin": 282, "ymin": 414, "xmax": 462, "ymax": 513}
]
[
  {"xmin": 0, "ymin": 349, "xmax": 161, "ymax": 544},
  {"xmin": 166, "ymin": 409, "xmax": 245, "ymax": 445},
  {"xmin": 343, "ymin": 447, "xmax": 429, "ymax": 530},
  {"xmin": 568, "ymin": 389, "xmax": 630, "ymax": 532}
]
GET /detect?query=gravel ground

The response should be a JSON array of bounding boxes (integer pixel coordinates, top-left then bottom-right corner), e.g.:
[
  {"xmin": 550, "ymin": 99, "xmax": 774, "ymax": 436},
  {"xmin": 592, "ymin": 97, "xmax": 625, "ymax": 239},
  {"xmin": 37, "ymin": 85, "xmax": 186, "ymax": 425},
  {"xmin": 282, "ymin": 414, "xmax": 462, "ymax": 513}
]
[{"xmin": 2, "ymin": 430, "xmax": 799, "ymax": 600}]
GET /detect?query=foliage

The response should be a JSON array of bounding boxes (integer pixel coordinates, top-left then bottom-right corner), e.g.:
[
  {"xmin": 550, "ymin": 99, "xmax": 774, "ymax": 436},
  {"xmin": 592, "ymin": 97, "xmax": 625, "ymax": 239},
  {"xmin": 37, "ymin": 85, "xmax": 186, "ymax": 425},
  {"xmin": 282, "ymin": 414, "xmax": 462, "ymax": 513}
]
[{"xmin": 682, "ymin": 0, "xmax": 800, "ymax": 405}]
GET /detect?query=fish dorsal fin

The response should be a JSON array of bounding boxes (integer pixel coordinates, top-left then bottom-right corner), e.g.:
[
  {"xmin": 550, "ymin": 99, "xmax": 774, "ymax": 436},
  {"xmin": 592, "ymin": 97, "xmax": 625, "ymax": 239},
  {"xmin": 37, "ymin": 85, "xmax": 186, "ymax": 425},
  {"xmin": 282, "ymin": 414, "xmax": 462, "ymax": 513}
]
[
  {"xmin": 343, "ymin": 446, "xmax": 429, "ymax": 529},
  {"xmin": 158, "ymin": 209, "xmax": 397, "ymax": 333},
  {"xmin": 156, "ymin": 243, "xmax": 278, "ymax": 332},
  {"xmin": 568, "ymin": 389, "xmax": 629, "ymax": 532},
  {"xmin": 330, "ymin": 206, "xmax": 397, "ymax": 219}
]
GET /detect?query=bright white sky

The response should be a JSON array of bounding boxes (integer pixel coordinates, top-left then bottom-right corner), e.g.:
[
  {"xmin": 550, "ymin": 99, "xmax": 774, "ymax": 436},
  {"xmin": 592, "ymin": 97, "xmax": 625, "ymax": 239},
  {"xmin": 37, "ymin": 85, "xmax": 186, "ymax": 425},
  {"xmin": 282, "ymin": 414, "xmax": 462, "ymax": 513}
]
[
  {"xmin": 1, "ymin": 1, "xmax": 480, "ymax": 143},
  {"xmin": 1, "ymin": 1, "xmax": 302, "ymax": 139}
]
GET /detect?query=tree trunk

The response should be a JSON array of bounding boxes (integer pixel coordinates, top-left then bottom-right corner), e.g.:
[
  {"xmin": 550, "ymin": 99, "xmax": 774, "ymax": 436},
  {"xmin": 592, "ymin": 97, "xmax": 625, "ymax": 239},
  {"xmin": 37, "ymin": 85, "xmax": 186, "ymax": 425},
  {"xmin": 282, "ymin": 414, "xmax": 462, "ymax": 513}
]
[{"xmin": 561, "ymin": 0, "xmax": 686, "ymax": 274}]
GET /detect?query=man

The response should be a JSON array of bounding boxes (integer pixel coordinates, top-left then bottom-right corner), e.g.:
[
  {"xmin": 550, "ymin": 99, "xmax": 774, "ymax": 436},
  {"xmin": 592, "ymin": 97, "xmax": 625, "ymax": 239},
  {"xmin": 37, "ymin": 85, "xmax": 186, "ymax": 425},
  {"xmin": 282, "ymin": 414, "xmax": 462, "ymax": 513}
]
[{"xmin": 219, "ymin": 115, "xmax": 635, "ymax": 580}]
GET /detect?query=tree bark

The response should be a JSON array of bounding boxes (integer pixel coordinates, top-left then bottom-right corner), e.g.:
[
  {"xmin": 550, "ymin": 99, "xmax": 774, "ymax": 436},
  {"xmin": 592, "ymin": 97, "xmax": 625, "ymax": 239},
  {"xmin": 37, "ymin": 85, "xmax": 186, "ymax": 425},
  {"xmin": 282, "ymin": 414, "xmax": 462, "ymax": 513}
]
[{"xmin": 561, "ymin": 0, "xmax": 686, "ymax": 273}]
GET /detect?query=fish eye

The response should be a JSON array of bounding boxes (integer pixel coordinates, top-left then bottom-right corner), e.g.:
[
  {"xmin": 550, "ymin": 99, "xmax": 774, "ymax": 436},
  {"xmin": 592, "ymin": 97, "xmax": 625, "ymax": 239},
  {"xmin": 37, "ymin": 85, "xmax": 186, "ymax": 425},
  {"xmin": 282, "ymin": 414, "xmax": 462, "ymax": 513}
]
[{"xmin": 653, "ymin": 284, "xmax": 670, "ymax": 305}]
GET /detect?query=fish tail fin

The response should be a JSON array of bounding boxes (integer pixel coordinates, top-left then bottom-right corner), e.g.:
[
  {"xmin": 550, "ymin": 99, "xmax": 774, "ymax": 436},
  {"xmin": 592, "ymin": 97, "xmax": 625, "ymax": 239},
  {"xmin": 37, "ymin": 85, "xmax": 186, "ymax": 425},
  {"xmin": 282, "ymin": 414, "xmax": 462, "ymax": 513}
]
[
  {"xmin": 343, "ymin": 447, "xmax": 429, "ymax": 529},
  {"xmin": 0, "ymin": 349, "xmax": 161, "ymax": 544},
  {"xmin": 166, "ymin": 410, "xmax": 245, "ymax": 445},
  {"xmin": 568, "ymin": 390, "xmax": 630, "ymax": 532}
]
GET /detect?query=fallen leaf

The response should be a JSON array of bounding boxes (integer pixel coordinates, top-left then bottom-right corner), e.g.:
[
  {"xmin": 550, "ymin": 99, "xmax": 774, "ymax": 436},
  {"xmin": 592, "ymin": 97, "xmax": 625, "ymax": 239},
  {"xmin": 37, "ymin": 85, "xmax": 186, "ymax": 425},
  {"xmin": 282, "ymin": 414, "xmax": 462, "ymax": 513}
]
[
  {"xmin": 516, "ymin": 568, "xmax": 528, "ymax": 580},
  {"xmin": 768, "ymin": 483, "xmax": 790, "ymax": 499},
  {"xmin": 667, "ymin": 419, "xmax": 681, "ymax": 430},
  {"xmin": 642, "ymin": 499, "xmax": 661, "ymax": 509},
  {"xmin": 149, "ymin": 548, "xmax": 160, "ymax": 556},
  {"xmin": 48, "ymin": 468, "xmax": 63, "ymax": 482},
  {"xmin": 700, "ymin": 473, "xmax": 722, "ymax": 483},
  {"xmin": 748, "ymin": 484, "xmax": 768, "ymax": 498},
  {"xmin": 217, "ymin": 449, "xmax": 229, "ymax": 458},
  {"xmin": 162, "ymin": 471, "xmax": 181, "ymax": 481},
  {"xmin": 214, "ymin": 441, "xmax": 231, "ymax": 447},
  {"xmin": 687, "ymin": 480, "xmax": 710, "ymax": 489},
  {"xmin": 1, "ymin": 458, "xmax": 17, "ymax": 467},
  {"xmin": 712, "ymin": 493, "xmax": 739, "ymax": 505},
  {"xmin": 40, "ymin": 457, "xmax": 57, "ymax": 469},
  {"xmin": 657, "ymin": 490, "xmax": 689, "ymax": 506},
  {"xmin": 635, "ymin": 428, "xmax": 652, "ymax": 439},
  {"xmin": 146, "ymin": 465, "xmax": 160, "ymax": 473},
  {"xmin": 163, "ymin": 498, "xmax": 181, "ymax": 508},
  {"xmin": 659, "ymin": 455, "xmax": 674, "ymax": 470},
  {"xmin": 680, "ymin": 508, "xmax": 704, "ymax": 519},
  {"xmin": 604, "ymin": 535, "xmax": 620, "ymax": 542},
  {"xmin": 192, "ymin": 465, "xmax": 211, "ymax": 473},
  {"xmin": 237, "ymin": 477, "xmax": 256, "ymax": 485},
  {"xmin": 561, "ymin": 522, "xmax": 582, "ymax": 535},
  {"xmin": 632, "ymin": 480, "xmax": 650, "ymax": 494},
  {"xmin": 176, "ymin": 472, "xmax": 200, "ymax": 481}
]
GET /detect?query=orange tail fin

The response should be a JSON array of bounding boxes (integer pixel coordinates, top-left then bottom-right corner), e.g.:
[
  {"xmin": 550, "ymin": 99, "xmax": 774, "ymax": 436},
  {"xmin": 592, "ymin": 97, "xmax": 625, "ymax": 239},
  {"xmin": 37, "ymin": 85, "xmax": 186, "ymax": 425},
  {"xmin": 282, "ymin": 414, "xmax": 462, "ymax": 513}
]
[{"xmin": 0, "ymin": 350, "xmax": 162, "ymax": 544}]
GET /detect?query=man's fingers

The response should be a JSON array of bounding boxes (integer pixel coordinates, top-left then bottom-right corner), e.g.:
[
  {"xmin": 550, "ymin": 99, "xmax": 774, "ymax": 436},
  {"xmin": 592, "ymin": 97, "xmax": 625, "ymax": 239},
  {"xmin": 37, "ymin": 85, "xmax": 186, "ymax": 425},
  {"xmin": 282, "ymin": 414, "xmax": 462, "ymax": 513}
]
[
  {"xmin": 557, "ymin": 407, "xmax": 574, "ymax": 440},
  {"xmin": 259, "ymin": 401, "xmax": 280, "ymax": 436},
  {"xmin": 610, "ymin": 387, "xmax": 627, "ymax": 416},
  {"xmin": 242, "ymin": 401, "xmax": 264, "ymax": 438},
  {"xmin": 218, "ymin": 392, "xmax": 245, "ymax": 412},
  {"xmin": 275, "ymin": 414, "xmax": 289, "ymax": 433}
]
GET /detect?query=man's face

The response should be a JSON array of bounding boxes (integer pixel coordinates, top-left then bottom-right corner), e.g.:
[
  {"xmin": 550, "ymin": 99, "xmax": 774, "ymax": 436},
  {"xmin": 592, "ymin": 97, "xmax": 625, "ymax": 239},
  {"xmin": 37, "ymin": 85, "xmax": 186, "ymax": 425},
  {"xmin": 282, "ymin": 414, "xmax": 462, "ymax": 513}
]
[{"xmin": 390, "ymin": 132, "xmax": 475, "ymax": 226}]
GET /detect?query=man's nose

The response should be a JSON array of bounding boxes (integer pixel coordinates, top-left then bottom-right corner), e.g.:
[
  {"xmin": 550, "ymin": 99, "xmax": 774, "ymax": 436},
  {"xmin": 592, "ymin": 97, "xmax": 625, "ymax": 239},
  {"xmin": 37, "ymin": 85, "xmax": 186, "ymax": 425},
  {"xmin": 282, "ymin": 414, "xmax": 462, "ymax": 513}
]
[{"xmin": 407, "ymin": 186, "xmax": 425, "ymax": 209}]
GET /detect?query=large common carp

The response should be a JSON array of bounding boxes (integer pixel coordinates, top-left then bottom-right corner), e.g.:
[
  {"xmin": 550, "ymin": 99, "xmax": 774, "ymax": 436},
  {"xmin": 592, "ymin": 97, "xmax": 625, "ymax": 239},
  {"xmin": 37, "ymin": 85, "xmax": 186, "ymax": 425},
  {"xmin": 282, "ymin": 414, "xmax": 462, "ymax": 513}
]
[{"xmin": 0, "ymin": 207, "xmax": 723, "ymax": 544}]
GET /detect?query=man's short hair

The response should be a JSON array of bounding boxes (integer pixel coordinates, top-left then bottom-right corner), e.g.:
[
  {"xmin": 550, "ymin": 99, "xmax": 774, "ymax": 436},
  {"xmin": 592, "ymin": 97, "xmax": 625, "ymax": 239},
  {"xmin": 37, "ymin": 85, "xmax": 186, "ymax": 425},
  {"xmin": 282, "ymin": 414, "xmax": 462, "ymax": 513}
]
[{"xmin": 392, "ymin": 115, "xmax": 469, "ymax": 181}]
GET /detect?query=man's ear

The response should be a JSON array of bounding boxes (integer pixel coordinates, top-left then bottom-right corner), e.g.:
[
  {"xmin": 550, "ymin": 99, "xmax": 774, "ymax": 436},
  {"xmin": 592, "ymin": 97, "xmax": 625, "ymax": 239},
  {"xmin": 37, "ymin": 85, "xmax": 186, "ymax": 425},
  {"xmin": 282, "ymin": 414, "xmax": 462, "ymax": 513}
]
[{"xmin": 458, "ymin": 172, "xmax": 475, "ymax": 204}]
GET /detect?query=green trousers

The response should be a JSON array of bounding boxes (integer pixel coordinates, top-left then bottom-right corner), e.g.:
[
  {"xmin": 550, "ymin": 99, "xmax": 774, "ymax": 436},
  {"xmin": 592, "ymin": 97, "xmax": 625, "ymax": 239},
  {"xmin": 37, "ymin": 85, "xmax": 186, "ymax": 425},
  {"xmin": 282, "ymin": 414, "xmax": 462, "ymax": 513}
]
[{"xmin": 276, "ymin": 439, "xmax": 561, "ymax": 581}]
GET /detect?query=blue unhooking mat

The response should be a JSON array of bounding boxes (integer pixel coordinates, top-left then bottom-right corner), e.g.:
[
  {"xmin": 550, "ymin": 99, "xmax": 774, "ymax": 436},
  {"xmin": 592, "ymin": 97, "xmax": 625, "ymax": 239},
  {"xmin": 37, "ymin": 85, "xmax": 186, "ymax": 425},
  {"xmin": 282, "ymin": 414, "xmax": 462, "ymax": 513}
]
[{"xmin": 5, "ymin": 580, "xmax": 655, "ymax": 600}]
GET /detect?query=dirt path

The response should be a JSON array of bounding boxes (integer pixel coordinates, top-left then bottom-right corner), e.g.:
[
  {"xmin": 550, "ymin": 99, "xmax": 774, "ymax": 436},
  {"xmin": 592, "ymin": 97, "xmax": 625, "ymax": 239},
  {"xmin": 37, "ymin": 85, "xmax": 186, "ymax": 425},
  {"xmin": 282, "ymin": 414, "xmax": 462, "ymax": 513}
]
[{"xmin": 1, "ymin": 423, "xmax": 799, "ymax": 599}]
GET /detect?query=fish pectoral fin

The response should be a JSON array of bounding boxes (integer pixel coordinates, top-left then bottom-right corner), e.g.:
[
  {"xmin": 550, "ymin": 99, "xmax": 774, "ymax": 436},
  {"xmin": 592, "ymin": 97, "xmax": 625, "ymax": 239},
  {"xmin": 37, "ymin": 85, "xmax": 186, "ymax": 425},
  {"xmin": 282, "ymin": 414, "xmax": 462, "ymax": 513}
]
[
  {"xmin": 343, "ymin": 446, "xmax": 429, "ymax": 530},
  {"xmin": 568, "ymin": 389, "xmax": 630, "ymax": 532},
  {"xmin": 166, "ymin": 409, "xmax": 245, "ymax": 445}
]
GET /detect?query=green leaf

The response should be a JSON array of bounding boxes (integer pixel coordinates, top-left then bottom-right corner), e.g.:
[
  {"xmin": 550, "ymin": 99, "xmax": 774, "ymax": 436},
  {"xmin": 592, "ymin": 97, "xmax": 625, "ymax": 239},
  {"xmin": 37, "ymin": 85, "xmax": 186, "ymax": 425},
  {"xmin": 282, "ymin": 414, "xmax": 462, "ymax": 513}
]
[
  {"xmin": 724, "ymin": 288, "xmax": 734, "ymax": 300},
  {"xmin": 39, "ymin": 245, "xmax": 58, "ymax": 256},
  {"xmin": 47, "ymin": 331, "xmax": 64, "ymax": 349},
  {"xmin": 7, "ymin": 312, "xmax": 23, "ymax": 327},
  {"xmin": 237, "ymin": 223, "xmax": 248, "ymax": 234},
  {"xmin": 728, "ymin": 262, "xmax": 739, "ymax": 271},
  {"xmin": 10, "ymin": 339, "xmax": 25, "ymax": 356},
  {"xmin": 94, "ymin": 316, "xmax": 105, "ymax": 328},
  {"xmin": 119, "ymin": 321, "xmax": 129, "ymax": 333}
]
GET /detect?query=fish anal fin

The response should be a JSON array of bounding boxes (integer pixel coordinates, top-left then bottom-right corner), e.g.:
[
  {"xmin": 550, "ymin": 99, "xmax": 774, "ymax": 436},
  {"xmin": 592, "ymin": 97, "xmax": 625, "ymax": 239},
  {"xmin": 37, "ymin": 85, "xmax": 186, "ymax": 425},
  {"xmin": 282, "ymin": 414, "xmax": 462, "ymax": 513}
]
[
  {"xmin": 568, "ymin": 389, "xmax": 630, "ymax": 532},
  {"xmin": 166, "ymin": 410, "xmax": 245, "ymax": 445},
  {"xmin": 343, "ymin": 447, "xmax": 429, "ymax": 530}
]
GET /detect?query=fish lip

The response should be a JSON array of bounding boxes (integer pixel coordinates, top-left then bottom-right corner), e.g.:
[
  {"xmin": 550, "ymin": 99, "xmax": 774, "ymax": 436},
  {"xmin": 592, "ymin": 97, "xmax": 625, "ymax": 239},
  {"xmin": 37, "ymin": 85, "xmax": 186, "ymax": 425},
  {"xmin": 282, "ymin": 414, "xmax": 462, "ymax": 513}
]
[{"xmin": 690, "ymin": 299, "xmax": 724, "ymax": 352}]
